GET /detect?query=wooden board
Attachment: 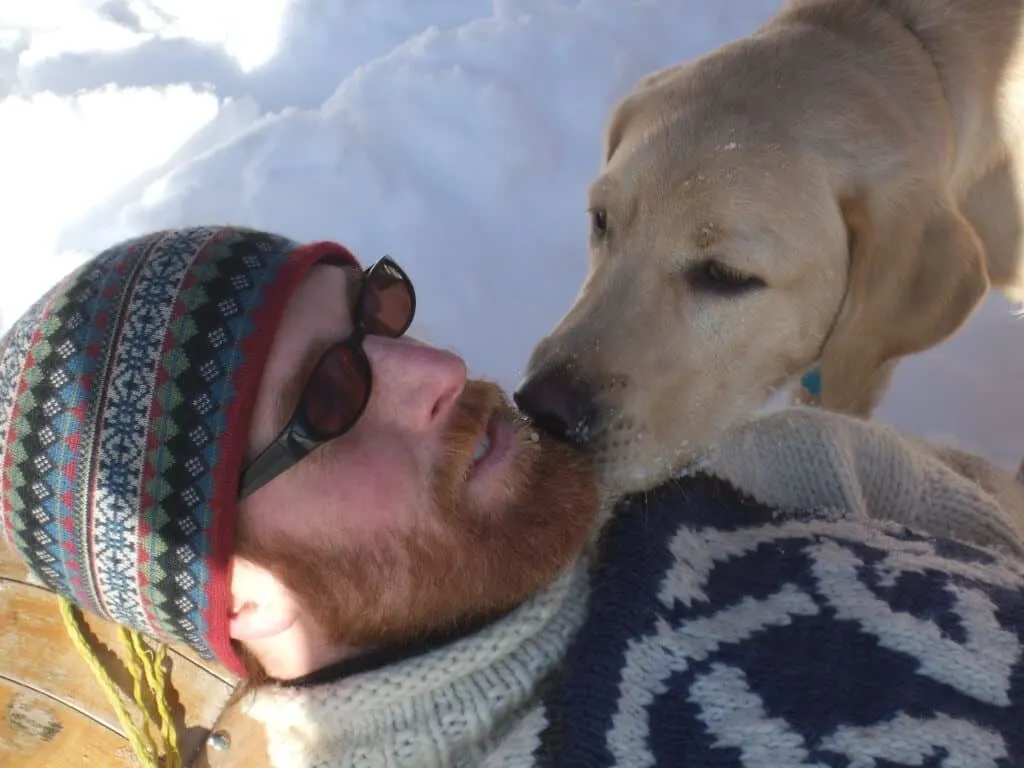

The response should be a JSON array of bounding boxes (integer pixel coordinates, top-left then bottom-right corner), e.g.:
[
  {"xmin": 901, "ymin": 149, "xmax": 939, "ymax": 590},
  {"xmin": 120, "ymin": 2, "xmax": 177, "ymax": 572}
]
[
  {"xmin": 0, "ymin": 680, "xmax": 138, "ymax": 768},
  {"xmin": 1, "ymin": 542, "xmax": 270, "ymax": 766}
]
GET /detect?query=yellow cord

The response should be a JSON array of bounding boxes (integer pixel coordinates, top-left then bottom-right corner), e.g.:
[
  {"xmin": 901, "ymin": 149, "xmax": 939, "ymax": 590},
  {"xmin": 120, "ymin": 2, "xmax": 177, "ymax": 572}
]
[
  {"xmin": 128, "ymin": 628, "xmax": 182, "ymax": 768},
  {"xmin": 59, "ymin": 596, "xmax": 182, "ymax": 767}
]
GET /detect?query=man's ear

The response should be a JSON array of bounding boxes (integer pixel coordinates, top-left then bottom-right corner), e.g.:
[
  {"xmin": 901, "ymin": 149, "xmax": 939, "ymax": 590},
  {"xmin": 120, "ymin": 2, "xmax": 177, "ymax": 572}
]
[{"xmin": 229, "ymin": 556, "xmax": 300, "ymax": 642}]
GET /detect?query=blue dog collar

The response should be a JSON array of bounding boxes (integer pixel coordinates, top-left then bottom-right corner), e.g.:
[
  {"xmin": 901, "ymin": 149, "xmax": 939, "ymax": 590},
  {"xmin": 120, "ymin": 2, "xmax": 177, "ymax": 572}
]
[{"xmin": 801, "ymin": 366, "xmax": 822, "ymax": 397}]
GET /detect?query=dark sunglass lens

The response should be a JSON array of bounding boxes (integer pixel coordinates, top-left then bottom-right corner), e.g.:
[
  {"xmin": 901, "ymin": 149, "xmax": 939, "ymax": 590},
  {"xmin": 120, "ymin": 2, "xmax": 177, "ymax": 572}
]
[
  {"xmin": 302, "ymin": 344, "xmax": 371, "ymax": 436},
  {"xmin": 362, "ymin": 261, "xmax": 414, "ymax": 337}
]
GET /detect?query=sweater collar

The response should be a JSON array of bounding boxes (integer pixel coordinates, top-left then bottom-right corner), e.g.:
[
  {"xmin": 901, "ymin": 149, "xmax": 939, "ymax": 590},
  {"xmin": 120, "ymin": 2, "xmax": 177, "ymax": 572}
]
[{"xmin": 280, "ymin": 606, "xmax": 517, "ymax": 689}]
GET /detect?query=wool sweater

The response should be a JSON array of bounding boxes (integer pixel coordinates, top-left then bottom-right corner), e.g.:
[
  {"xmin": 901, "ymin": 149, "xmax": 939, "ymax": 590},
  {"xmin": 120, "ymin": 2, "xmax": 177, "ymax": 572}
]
[
  {"xmin": 702, "ymin": 406, "xmax": 1024, "ymax": 556},
  {"xmin": 243, "ymin": 407, "xmax": 1024, "ymax": 767}
]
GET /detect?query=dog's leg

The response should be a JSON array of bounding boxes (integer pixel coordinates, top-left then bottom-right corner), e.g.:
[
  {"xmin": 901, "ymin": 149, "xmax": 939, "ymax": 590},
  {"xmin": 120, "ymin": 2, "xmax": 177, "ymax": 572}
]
[{"xmin": 844, "ymin": 358, "xmax": 899, "ymax": 417}]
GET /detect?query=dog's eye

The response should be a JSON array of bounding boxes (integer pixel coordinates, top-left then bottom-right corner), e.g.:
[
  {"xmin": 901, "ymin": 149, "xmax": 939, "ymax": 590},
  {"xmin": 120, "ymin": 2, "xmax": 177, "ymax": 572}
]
[
  {"xmin": 688, "ymin": 259, "xmax": 766, "ymax": 295},
  {"xmin": 590, "ymin": 207, "xmax": 608, "ymax": 239}
]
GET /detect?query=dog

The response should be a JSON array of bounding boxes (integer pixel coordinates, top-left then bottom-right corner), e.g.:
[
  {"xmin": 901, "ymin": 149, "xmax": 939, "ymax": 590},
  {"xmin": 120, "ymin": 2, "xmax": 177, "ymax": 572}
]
[{"xmin": 514, "ymin": 0, "xmax": 1024, "ymax": 496}]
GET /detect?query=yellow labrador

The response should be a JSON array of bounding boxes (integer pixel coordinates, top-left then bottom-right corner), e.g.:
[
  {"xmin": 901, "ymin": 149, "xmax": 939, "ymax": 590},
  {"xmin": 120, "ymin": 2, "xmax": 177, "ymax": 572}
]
[{"xmin": 515, "ymin": 0, "xmax": 1024, "ymax": 496}]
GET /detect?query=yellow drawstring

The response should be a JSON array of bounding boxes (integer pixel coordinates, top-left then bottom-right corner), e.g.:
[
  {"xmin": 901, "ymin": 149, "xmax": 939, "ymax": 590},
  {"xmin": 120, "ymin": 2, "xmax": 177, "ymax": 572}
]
[{"xmin": 59, "ymin": 596, "xmax": 183, "ymax": 768}]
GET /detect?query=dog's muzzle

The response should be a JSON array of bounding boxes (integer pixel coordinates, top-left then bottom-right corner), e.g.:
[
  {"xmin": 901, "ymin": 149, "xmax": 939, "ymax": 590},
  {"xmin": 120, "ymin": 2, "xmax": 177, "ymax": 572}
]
[{"xmin": 513, "ymin": 365, "xmax": 600, "ymax": 445}]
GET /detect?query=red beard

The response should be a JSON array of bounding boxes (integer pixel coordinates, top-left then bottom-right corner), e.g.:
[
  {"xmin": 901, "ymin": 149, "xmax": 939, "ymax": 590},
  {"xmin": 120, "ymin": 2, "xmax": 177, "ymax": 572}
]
[{"xmin": 235, "ymin": 379, "xmax": 597, "ymax": 663}]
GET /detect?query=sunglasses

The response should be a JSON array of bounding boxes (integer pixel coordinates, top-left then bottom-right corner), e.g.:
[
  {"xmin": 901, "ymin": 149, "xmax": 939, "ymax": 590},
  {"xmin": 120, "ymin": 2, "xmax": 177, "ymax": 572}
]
[{"xmin": 238, "ymin": 256, "xmax": 417, "ymax": 500}]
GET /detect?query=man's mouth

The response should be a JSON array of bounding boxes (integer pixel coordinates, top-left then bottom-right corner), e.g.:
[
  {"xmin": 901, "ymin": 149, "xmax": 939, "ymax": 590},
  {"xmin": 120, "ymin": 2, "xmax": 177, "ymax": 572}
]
[
  {"xmin": 472, "ymin": 432, "xmax": 492, "ymax": 462},
  {"xmin": 468, "ymin": 409, "xmax": 515, "ymax": 477}
]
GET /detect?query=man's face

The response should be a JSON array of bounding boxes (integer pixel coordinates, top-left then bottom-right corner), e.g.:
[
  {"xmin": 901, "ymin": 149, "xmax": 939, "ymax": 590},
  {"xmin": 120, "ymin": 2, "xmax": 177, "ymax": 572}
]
[{"xmin": 236, "ymin": 263, "xmax": 598, "ymax": 650}]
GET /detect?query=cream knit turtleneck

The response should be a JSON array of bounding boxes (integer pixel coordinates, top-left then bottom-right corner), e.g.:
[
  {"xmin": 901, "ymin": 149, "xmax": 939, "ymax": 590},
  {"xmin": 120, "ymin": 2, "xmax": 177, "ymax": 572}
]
[{"xmin": 242, "ymin": 556, "xmax": 591, "ymax": 767}]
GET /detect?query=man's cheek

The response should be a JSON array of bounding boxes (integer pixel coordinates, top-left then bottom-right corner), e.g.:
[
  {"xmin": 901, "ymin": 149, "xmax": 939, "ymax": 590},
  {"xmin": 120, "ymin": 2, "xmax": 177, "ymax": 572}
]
[{"xmin": 329, "ymin": 463, "xmax": 423, "ymax": 537}]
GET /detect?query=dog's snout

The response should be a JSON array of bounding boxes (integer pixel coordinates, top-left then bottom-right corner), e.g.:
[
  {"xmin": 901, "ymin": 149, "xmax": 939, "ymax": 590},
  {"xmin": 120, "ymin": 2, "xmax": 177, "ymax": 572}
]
[{"xmin": 513, "ymin": 366, "xmax": 598, "ymax": 445}]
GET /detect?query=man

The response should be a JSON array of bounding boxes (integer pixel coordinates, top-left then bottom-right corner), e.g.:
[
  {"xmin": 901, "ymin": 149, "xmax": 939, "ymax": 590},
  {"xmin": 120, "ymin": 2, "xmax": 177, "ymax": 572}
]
[{"xmin": 3, "ymin": 225, "xmax": 1024, "ymax": 767}]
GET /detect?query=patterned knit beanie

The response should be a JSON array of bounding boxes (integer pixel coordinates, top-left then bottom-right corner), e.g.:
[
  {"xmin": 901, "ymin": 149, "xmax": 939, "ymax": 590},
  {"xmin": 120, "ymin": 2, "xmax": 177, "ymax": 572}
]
[{"xmin": 0, "ymin": 226, "xmax": 359, "ymax": 677}]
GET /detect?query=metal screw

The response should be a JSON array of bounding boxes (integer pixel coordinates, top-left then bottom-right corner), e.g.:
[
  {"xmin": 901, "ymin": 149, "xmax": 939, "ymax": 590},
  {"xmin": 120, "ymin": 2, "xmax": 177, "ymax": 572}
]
[{"xmin": 209, "ymin": 730, "xmax": 231, "ymax": 751}]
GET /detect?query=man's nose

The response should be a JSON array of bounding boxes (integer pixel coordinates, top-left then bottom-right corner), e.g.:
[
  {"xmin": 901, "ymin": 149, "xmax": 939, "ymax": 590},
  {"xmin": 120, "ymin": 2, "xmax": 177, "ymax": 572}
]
[
  {"xmin": 364, "ymin": 336, "xmax": 467, "ymax": 433},
  {"xmin": 513, "ymin": 365, "xmax": 598, "ymax": 445}
]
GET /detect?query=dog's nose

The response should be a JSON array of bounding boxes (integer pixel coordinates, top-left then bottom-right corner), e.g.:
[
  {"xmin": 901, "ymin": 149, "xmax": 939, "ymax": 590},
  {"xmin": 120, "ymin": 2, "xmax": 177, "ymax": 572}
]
[{"xmin": 513, "ymin": 366, "xmax": 598, "ymax": 445}]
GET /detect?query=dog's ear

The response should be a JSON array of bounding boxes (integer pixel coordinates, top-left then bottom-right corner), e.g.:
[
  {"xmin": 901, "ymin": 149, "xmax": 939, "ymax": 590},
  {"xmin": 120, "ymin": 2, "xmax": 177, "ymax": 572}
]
[
  {"xmin": 603, "ymin": 66, "xmax": 680, "ymax": 163},
  {"xmin": 603, "ymin": 95, "xmax": 639, "ymax": 164},
  {"xmin": 817, "ymin": 191, "xmax": 989, "ymax": 415}
]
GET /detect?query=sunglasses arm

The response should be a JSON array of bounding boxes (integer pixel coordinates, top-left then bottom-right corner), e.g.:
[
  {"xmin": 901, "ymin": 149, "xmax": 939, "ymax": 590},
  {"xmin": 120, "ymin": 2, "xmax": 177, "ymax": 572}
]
[{"xmin": 237, "ymin": 433, "xmax": 314, "ymax": 500}]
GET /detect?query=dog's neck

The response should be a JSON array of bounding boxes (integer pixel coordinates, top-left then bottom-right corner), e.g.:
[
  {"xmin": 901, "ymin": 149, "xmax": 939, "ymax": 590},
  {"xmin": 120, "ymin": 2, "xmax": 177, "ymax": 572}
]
[
  {"xmin": 863, "ymin": 0, "xmax": 1024, "ymax": 172},
  {"xmin": 867, "ymin": 0, "xmax": 945, "ymax": 96}
]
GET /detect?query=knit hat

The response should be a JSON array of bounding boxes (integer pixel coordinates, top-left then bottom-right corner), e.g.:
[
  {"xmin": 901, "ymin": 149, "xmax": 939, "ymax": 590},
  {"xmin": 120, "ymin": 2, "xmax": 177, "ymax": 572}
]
[{"xmin": 0, "ymin": 226, "xmax": 359, "ymax": 677}]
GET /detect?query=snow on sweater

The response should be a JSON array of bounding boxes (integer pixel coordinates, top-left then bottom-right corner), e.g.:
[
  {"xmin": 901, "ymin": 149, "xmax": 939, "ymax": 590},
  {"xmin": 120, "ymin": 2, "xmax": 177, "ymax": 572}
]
[{"xmin": 242, "ymin": 408, "xmax": 1024, "ymax": 767}]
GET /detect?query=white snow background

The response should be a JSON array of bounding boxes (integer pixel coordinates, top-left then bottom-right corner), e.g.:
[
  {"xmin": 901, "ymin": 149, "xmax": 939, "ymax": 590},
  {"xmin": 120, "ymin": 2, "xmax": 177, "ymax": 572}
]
[{"xmin": 1, "ymin": 0, "xmax": 1021, "ymax": 470}]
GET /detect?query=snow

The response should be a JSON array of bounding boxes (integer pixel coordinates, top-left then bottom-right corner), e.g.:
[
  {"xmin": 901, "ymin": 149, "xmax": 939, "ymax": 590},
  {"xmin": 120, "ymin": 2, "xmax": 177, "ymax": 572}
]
[{"xmin": 1, "ymin": 0, "xmax": 1022, "ymax": 471}]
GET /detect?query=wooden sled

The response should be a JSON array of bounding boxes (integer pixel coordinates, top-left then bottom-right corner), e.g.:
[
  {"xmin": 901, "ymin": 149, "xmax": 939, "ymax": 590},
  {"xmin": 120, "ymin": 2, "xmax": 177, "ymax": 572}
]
[{"xmin": 1, "ymin": 544, "xmax": 269, "ymax": 767}]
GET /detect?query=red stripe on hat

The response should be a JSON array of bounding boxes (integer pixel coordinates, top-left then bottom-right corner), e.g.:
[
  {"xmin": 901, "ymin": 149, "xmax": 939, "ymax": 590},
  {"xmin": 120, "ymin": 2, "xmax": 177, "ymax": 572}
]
[{"xmin": 204, "ymin": 238, "xmax": 360, "ymax": 678}]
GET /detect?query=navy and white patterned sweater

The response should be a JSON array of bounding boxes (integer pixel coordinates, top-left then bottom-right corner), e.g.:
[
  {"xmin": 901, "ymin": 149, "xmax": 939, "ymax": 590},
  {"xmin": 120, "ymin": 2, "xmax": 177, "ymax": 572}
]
[
  {"xmin": 536, "ymin": 476, "xmax": 1024, "ymax": 767},
  {"xmin": 247, "ymin": 475, "xmax": 1024, "ymax": 767}
]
